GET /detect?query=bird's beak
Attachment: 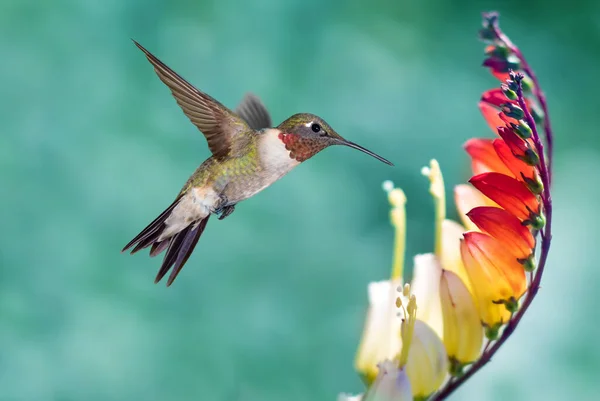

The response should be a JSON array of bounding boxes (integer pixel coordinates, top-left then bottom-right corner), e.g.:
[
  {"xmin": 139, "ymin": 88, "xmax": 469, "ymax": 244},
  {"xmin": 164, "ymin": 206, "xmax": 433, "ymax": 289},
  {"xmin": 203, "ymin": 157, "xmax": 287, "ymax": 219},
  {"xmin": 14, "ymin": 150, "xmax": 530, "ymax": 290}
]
[{"xmin": 335, "ymin": 138, "xmax": 394, "ymax": 166}]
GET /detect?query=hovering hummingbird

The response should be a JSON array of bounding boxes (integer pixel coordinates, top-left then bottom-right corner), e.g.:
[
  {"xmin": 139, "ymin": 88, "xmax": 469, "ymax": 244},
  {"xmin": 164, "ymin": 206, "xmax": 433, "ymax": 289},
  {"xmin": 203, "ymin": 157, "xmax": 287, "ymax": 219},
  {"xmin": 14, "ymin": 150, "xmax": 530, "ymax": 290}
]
[{"xmin": 123, "ymin": 41, "xmax": 393, "ymax": 286}]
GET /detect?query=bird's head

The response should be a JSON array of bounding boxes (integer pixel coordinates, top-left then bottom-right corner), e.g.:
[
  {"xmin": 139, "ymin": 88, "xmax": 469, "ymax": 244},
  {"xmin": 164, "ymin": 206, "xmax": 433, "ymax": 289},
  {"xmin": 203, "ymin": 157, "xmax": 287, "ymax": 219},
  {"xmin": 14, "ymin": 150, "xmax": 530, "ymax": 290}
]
[{"xmin": 276, "ymin": 113, "xmax": 393, "ymax": 165}]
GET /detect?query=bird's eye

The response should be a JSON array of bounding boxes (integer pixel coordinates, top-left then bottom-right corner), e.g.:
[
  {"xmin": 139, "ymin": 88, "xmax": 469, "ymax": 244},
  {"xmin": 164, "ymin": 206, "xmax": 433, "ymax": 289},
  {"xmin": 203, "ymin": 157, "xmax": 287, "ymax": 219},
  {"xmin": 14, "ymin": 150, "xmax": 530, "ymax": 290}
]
[{"xmin": 311, "ymin": 123, "xmax": 321, "ymax": 133}]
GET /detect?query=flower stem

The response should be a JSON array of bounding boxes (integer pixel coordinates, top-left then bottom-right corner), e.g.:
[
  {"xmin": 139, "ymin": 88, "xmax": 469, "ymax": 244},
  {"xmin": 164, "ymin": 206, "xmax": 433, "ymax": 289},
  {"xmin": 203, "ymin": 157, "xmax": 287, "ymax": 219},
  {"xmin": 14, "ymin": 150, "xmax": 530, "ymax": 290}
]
[{"xmin": 430, "ymin": 13, "xmax": 553, "ymax": 401}]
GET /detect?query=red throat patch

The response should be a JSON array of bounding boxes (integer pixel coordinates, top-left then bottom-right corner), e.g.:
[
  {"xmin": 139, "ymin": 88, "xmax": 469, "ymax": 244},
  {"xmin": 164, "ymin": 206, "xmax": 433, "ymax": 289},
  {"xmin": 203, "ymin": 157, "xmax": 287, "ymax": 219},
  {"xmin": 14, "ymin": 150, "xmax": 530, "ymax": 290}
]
[{"xmin": 278, "ymin": 132, "xmax": 314, "ymax": 162}]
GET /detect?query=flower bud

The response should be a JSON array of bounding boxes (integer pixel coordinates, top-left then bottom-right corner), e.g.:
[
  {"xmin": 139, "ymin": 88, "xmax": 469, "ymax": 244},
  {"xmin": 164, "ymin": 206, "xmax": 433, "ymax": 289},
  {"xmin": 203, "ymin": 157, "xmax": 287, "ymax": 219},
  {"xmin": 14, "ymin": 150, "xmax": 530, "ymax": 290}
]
[
  {"xmin": 501, "ymin": 103, "xmax": 525, "ymax": 120},
  {"xmin": 510, "ymin": 120, "xmax": 533, "ymax": 139},
  {"xmin": 521, "ymin": 75, "xmax": 534, "ymax": 93},
  {"xmin": 440, "ymin": 270, "xmax": 483, "ymax": 367},
  {"xmin": 485, "ymin": 323, "xmax": 501, "ymax": 340},
  {"xmin": 505, "ymin": 79, "xmax": 519, "ymax": 92},
  {"xmin": 522, "ymin": 173, "xmax": 544, "ymax": 194},
  {"xmin": 501, "ymin": 83, "xmax": 518, "ymax": 100},
  {"xmin": 519, "ymin": 254, "xmax": 536, "ymax": 272},
  {"xmin": 518, "ymin": 148, "xmax": 540, "ymax": 167},
  {"xmin": 503, "ymin": 296, "xmax": 519, "ymax": 313},
  {"xmin": 525, "ymin": 211, "xmax": 545, "ymax": 230}
]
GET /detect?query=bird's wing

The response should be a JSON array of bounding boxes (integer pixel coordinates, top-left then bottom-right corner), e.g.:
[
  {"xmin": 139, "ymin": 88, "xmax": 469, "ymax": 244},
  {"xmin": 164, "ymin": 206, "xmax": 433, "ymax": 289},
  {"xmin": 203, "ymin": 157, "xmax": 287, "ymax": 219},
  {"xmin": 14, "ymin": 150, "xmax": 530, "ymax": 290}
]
[
  {"xmin": 235, "ymin": 93, "xmax": 272, "ymax": 130},
  {"xmin": 134, "ymin": 40, "xmax": 251, "ymax": 159}
]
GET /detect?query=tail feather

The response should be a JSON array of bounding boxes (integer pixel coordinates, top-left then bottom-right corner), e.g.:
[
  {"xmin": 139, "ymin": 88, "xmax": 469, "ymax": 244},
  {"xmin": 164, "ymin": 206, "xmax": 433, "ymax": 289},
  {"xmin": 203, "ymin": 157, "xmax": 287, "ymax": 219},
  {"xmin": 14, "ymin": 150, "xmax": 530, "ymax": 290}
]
[
  {"xmin": 168, "ymin": 217, "xmax": 208, "ymax": 285},
  {"xmin": 155, "ymin": 216, "xmax": 210, "ymax": 286},
  {"xmin": 149, "ymin": 240, "xmax": 169, "ymax": 257},
  {"xmin": 122, "ymin": 196, "xmax": 182, "ymax": 253},
  {"xmin": 155, "ymin": 226, "xmax": 189, "ymax": 283},
  {"xmin": 123, "ymin": 195, "xmax": 210, "ymax": 286}
]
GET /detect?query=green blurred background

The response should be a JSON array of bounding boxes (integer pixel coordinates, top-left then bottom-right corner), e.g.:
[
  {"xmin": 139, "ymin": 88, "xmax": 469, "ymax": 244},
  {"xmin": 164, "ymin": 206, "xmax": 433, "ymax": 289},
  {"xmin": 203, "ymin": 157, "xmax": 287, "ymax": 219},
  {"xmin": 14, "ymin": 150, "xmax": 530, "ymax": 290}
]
[{"xmin": 1, "ymin": 0, "xmax": 598, "ymax": 400}]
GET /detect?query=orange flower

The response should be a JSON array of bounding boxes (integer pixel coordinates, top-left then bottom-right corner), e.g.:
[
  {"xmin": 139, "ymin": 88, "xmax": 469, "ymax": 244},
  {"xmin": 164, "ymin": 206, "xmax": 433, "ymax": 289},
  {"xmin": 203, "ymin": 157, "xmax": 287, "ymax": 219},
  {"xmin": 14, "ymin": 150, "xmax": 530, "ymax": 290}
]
[
  {"xmin": 469, "ymin": 172, "xmax": 540, "ymax": 221},
  {"xmin": 496, "ymin": 127, "xmax": 539, "ymax": 166},
  {"xmin": 464, "ymin": 232, "xmax": 526, "ymax": 296},
  {"xmin": 466, "ymin": 206, "xmax": 535, "ymax": 261},
  {"xmin": 492, "ymin": 139, "xmax": 537, "ymax": 182},
  {"xmin": 464, "ymin": 138, "xmax": 513, "ymax": 176},
  {"xmin": 460, "ymin": 232, "xmax": 527, "ymax": 333}
]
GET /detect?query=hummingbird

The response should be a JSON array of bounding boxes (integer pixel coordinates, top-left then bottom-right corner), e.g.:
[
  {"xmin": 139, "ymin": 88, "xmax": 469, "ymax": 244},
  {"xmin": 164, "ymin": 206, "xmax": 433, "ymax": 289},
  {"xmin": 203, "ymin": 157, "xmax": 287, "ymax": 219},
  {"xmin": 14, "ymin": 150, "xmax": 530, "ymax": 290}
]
[{"xmin": 123, "ymin": 41, "xmax": 394, "ymax": 286}]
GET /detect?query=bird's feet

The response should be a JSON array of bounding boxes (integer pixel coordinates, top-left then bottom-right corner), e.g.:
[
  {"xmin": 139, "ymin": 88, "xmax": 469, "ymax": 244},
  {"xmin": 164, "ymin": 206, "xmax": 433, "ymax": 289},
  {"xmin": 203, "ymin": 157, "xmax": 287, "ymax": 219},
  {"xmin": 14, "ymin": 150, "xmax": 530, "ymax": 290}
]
[{"xmin": 217, "ymin": 205, "xmax": 235, "ymax": 220}]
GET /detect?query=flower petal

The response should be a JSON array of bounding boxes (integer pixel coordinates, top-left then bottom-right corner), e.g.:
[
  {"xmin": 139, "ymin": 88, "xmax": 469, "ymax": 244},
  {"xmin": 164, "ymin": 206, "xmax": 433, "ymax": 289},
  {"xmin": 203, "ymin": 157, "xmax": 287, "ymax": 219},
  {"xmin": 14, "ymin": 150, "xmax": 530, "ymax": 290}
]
[
  {"xmin": 405, "ymin": 320, "xmax": 448, "ymax": 398},
  {"xmin": 481, "ymin": 88, "xmax": 507, "ymax": 107},
  {"xmin": 467, "ymin": 206, "xmax": 535, "ymax": 260},
  {"xmin": 440, "ymin": 219, "xmax": 472, "ymax": 293},
  {"xmin": 454, "ymin": 184, "xmax": 497, "ymax": 230},
  {"xmin": 460, "ymin": 237, "xmax": 511, "ymax": 328},
  {"xmin": 362, "ymin": 361, "xmax": 412, "ymax": 401},
  {"xmin": 491, "ymin": 70, "xmax": 511, "ymax": 82},
  {"xmin": 479, "ymin": 88, "xmax": 520, "ymax": 133},
  {"xmin": 497, "ymin": 127, "xmax": 539, "ymax": 166},
  {"xmin": 440, "ymin": 270, "xmax": 483, "ymax": 365},
  {"xmin": 463, "ymin": 232, "xmax": 526, "ymax": 297},
  {"xmin": 498, "ymin": 111, "xmax": 520, "ymax": 128},
  {"xmin": 469, "ymin": 172, "xmax": 540, "ymax": 221},
  {"xmin": 411, "ymin": 254, "xmax": 443, "ymax": 340},
  {"xmin": 493, "ymin": 138, "xmax": 537, "ymax": 182},
  {"xmin": 355, "ymin": 279, "xmax": 404, "ymax": 382},
  {"xmin": 464, "ymin": 138, "xmax": 513, "ymax": 176},
  {"xmin": 478, "ymin": 102, "xmax": 504, "ymax": 134}
]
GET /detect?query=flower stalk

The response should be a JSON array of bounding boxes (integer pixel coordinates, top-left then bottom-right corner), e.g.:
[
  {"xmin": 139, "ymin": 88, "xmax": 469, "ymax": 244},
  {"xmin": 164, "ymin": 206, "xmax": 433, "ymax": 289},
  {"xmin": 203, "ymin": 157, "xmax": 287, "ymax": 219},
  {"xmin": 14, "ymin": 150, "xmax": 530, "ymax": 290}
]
[{"xmin": 430, "ymin": 12, "xmax": 554, "ymax": 400}]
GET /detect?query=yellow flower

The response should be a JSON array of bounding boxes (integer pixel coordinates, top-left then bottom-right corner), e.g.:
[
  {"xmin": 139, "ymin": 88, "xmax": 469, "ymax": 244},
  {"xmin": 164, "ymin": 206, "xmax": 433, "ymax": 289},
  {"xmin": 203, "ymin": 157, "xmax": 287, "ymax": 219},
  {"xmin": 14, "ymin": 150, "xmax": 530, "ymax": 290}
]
[
  {"xmin": 439, "ymin": 269, "xmax": 483, "ymax": 372},
  {"xmin": 355, "ymin": 279, "xmax": 404, "ymax": 382},
  {"xmin": 404, "ymin": 320, "xmax": 448, "ymax": 398},
  {"xmin": 397, "ymin": 292, "xmax": 448, "ymax": 399},
  {"xmin": 460, "ymin": 232, "xmax": 526, "ymax": 336}
]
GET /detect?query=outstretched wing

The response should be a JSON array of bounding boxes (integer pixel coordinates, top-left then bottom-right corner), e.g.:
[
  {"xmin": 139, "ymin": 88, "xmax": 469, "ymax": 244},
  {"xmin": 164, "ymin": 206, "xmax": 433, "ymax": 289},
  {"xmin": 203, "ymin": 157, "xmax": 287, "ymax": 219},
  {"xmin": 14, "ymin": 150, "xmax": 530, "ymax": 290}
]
[
  {"xmin": 134, "ymin": 40, "xmax": 251, "ymax": 159},
  {"xmin": 235, "ymin": 93, "xmax": 272, "ymax": 130}
]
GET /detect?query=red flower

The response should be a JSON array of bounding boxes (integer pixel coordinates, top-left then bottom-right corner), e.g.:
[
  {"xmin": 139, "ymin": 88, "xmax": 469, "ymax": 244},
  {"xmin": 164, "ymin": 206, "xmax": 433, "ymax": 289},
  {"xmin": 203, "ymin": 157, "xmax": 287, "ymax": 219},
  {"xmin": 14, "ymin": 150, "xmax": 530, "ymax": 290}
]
[
  {"xmin": 469, "ymin": 172, "xmax": 540, "ymax": 221},
  {"xmin": 466, "ymin": 206, "xmax": 535, "ymax": 260}
]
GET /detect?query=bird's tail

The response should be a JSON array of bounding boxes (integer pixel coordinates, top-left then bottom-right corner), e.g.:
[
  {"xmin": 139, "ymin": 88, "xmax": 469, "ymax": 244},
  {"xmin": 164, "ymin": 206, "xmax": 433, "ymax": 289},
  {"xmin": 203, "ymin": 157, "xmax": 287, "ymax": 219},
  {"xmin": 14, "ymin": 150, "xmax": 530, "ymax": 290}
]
[{"xmin": 122, "ymin": 196, "xmax": 210, "ymax": 286}]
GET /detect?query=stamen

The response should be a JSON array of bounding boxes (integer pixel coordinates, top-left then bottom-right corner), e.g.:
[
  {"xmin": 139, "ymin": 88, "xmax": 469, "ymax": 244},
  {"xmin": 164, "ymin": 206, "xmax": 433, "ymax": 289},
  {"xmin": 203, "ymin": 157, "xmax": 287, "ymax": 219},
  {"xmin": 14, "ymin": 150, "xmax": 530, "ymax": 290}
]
[
  {"xmin": 422, "ymin": 159, "xmax": 446, "ymax": 257},
  {"xmin": 384, "ymin": 183, "xmax": 407, "ymax": 280},
  {"xmin": 398, "ymin": 294, "xmax": 418, "ymax": 368}
]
